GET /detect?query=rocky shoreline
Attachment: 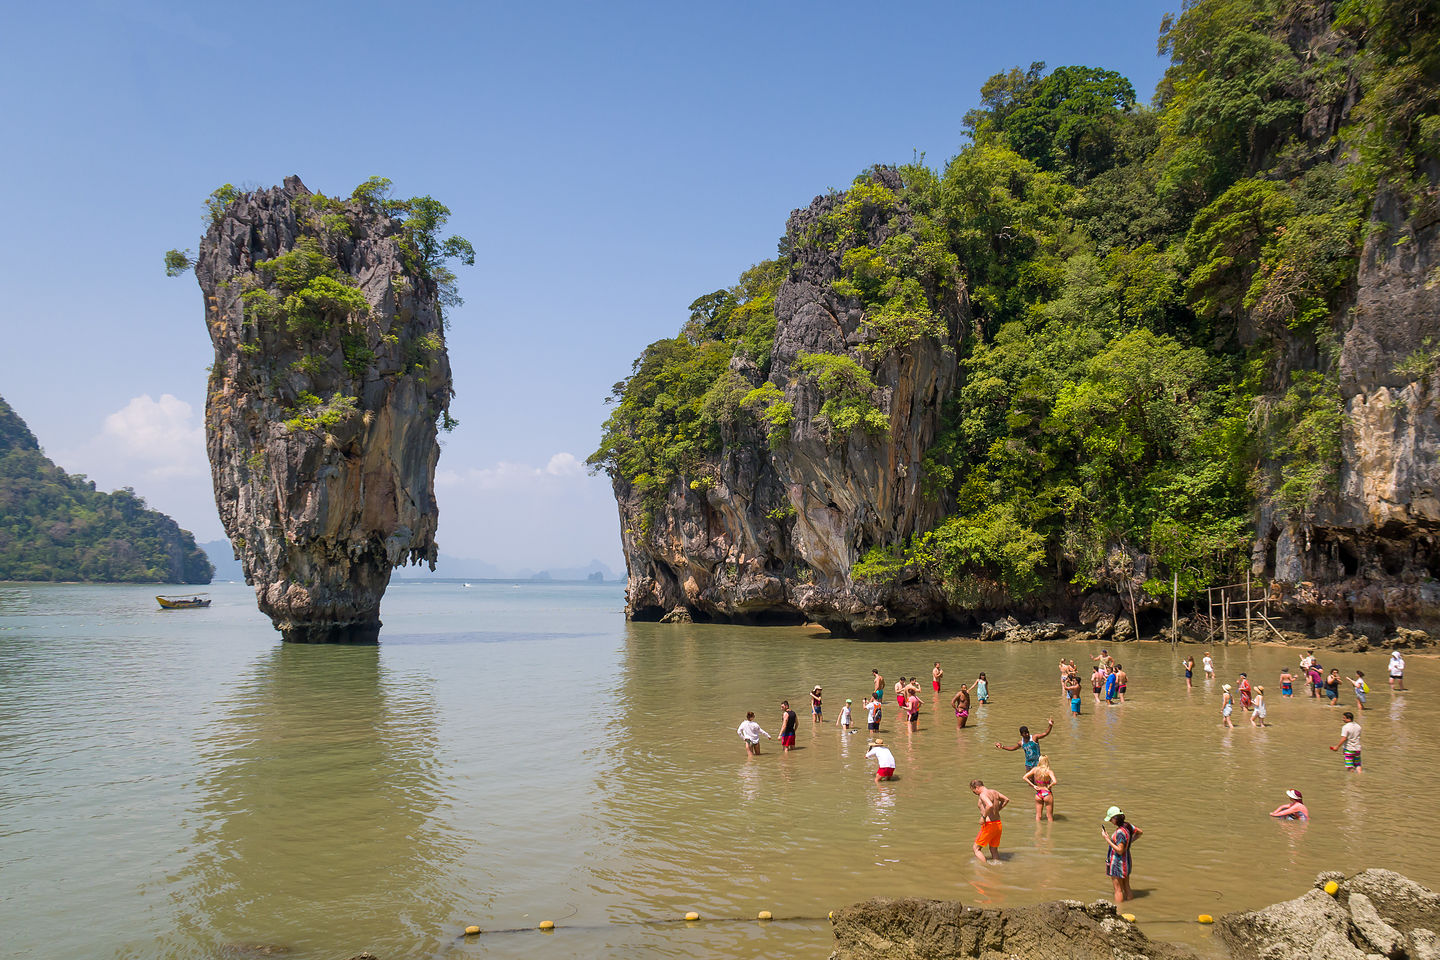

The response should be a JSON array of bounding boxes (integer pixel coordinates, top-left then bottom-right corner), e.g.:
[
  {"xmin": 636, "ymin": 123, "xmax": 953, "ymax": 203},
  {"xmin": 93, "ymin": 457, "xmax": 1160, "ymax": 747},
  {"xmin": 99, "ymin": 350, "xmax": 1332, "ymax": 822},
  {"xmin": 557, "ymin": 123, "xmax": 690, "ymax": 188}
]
[
  {"xmin": 953, "ymin": 614, "xmax": 1438, "ymax": 654},
  {"xmin": 829, "ymin": 869, "xmax": 1440, "ymax": 960}
]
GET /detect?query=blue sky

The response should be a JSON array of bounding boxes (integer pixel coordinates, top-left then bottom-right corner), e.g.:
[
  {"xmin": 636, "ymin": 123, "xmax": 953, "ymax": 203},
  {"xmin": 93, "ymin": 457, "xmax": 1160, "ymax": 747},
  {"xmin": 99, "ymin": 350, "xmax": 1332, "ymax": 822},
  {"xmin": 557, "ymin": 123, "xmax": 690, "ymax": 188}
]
[{"xmin": 0, "ymin": 0, "xmax": 1174, "ymax": 572}]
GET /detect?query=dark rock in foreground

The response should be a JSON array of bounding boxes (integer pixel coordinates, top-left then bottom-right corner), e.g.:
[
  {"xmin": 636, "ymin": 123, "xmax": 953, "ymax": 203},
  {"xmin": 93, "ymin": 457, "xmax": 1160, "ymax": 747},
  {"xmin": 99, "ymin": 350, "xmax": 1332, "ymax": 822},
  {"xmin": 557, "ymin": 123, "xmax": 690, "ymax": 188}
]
[
  {"xmin": 828, "ymin": 896, "xmax": 1197, "ymax": 960},
  {"xmin": 831, "ymin": 871, "xmax": 1440, "ymax": 960}
]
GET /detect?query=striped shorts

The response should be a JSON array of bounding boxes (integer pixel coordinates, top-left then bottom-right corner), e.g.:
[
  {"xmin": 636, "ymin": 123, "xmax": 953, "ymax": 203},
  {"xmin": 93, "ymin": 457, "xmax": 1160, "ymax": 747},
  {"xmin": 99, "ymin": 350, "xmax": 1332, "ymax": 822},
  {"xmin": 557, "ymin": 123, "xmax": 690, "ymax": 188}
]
[{"xmin": 1344, "ymin": 750, "xmax": 1361, "ymax": 770}]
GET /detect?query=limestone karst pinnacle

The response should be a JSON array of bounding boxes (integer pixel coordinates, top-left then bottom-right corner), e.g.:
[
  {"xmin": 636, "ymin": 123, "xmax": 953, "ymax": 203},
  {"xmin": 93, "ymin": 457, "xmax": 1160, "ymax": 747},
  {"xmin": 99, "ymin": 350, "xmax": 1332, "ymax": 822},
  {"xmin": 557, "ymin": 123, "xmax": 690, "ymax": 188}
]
[{"xmin": 193, "ymin": 176, "xmax": 460, "ymax": 642}]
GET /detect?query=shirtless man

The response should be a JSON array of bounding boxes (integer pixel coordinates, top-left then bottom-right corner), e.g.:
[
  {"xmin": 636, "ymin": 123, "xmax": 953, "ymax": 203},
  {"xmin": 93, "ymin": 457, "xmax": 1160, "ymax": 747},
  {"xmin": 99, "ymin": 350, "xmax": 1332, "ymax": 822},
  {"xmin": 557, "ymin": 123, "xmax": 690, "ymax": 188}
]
[
  {"xmin": 970, "ymin": 779, "xmax": 1009, "ymax": 864},
  {"xmin": 872, "ymin": 668, "xmax": 884, "ymax": 703},
  {"xmin": 951, "ymin": 684, "xmax": 972, "ymax": 729},
  {"xmin": 1114, "ymin": 664, "xmax": 1128, "ymax": 703},
  {"xmin": 933, "ymin": 662, "xmax": 944, "ymax": 694}
]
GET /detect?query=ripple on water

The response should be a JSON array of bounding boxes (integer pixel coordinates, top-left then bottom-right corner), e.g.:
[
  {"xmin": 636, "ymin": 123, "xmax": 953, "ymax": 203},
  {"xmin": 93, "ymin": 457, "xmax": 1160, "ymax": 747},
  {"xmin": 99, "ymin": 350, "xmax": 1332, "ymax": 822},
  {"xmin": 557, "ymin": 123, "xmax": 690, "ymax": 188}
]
[{"xmin": 2, "ymin": 584, "xmax": 1438, "ymax": 960}]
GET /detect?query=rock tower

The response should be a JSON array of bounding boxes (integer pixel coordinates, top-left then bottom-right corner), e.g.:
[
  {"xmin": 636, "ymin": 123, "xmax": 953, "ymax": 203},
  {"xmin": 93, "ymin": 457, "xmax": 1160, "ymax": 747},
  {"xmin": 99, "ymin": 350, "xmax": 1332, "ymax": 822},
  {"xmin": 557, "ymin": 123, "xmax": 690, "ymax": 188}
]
[{"xmin": 194, "ymin": 176, "xmax": 456, "ymax": 642}]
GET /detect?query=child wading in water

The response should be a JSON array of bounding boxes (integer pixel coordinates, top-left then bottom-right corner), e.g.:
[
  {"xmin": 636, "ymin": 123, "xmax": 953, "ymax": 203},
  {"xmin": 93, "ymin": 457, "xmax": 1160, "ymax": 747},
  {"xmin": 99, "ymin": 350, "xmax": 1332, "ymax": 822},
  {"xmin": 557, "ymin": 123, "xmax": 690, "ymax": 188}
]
[
  {"xmin": 1022, "ymin": 755, "xmax": 1058, "ymax": 821},
  {"xmin": 974, "ymin": 673, "xmax": 989, "ymax": 704},
  {"xmin": 1250, "ymin": 685, "xmax": 1267, "ymax": 726},
  {"xmin": 837, "ymin": 698, "xmax": 853, "ymax": 733},
  {"xmin": 1280, "ymin": 668, "xmax": 1294, "ymax": 697}
]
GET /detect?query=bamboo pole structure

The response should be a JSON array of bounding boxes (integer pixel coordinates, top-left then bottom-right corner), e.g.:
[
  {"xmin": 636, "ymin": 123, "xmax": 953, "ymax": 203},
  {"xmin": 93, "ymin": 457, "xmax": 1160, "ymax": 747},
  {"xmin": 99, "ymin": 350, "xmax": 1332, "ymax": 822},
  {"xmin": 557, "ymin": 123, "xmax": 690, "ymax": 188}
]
[
  {"xmin": 1222, "ymin": 594, "xmax": 1230, "ymax": 645},
  {"xmin": 1208, "ymin": 588, "xmax": 1215, "ymax": 642},
  {"xmin": 1245, "ymin": 571, "xmax": 1253, "ymax": 646},
  {"xmin": 1172, "ymin": 571, "xmax": 1179, "ymax": 643}
]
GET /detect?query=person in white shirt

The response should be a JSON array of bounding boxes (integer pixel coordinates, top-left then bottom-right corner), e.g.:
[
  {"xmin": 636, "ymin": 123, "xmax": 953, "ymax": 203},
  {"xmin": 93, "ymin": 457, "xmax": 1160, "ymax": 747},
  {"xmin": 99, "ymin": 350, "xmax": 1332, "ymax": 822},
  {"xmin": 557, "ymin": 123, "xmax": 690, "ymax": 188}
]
[
  {"xmin": 836, "ymin": 698, "xmax": 854, "ymax": 732},
  {"xmin": 865, "ymin": 738, "xmax": 895, "ymax": 782},
  {"xmin": 737, "ymin": 711, "xmax": 771, "ymax": 755},
  {"xmin": 1202, "ymin": 653, "xmax": 1215, "ymax": 678},
  {"xmin": 1329, "ymin": 711, "xmax": 1362, "ymax": 773},
  {"xmin": 1390, "ymin": 650, "xmax": 1406, "ymax": 691},
  {"xmin": 864, "ymin": 696, "xmax": 881, "ymax": 732}
]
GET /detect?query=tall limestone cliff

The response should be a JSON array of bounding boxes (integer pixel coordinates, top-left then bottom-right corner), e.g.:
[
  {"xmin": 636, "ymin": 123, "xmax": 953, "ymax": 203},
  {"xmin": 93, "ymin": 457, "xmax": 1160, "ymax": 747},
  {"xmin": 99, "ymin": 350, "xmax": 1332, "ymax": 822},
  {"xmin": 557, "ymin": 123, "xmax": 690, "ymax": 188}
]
[
  {"xmin": 612, "ymin": 170, "xmax": 967, "ymax": 634},
  {"xmin": 1259, "ymin": 186, "xmax": 1440, "ymax": 633},
  {"xmin": 596, "ymin": 1, "xmax": 1440, "ymax": 637},
  {"xmin": 189, "ymin": 176, "xmax": 466, "ymax": 643}
]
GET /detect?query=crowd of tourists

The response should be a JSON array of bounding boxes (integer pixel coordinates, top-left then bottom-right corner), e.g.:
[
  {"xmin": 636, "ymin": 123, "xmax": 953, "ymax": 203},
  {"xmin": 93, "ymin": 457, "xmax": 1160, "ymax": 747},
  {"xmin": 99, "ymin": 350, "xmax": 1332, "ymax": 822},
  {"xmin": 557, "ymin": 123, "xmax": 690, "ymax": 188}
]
[{"xmin": 734, "ymin": 643, "xmax": 1410, "ymax": 905}]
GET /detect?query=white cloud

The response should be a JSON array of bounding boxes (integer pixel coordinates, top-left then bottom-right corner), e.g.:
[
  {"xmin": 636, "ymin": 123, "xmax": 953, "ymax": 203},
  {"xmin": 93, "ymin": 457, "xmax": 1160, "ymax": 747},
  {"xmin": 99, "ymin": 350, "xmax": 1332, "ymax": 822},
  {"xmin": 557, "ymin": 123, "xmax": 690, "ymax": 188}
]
[
  {"xmin": 46, "ymin": 393, "xmax": 222, "ymax": 540},
  {"xmin": 96, "ymin": 394, "xmax": 207, "ymax": 479},
  {"xmin": 437, "ymin": 451, "xmax": 589, "ymax": 491},
  {"xmin": 431, "ymin": 452, "xmax": 620, "ymax": 569}
]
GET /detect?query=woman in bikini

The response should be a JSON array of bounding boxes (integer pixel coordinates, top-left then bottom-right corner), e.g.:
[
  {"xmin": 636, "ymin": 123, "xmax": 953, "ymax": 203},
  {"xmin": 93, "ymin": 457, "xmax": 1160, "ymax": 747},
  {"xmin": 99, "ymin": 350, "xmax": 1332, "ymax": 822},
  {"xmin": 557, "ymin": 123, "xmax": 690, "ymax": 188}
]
[{"xmin": 1022, "ymin": 755, "xmax": 1058, "ymax": 822}]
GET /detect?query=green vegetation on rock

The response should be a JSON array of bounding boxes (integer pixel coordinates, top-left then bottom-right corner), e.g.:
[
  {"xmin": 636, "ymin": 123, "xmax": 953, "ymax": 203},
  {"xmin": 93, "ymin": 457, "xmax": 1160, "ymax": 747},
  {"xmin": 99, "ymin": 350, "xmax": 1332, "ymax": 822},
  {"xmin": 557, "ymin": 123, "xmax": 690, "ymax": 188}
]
[
  {"xmin": 0, "ymin": 396, "xmax": 213, "ymax": 583},
  {"xmin": 593, "ymin": 0, "xmax": 1440, "ymax": 606},
  {"xmin": 166, "ymin": 177, "xmax": 472, "ymax": 435}
]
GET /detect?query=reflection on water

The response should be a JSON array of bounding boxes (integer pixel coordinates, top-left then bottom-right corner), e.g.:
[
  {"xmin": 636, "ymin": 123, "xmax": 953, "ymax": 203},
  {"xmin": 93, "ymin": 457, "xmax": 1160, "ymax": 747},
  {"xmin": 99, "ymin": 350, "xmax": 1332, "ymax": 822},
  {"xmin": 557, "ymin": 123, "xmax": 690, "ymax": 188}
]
[
  {"xmin": 3, "ymin": 583, "xmax": 1439, "ymax": 960},
  {"xmin": 155, "ymin": 644, "xmax": 453, "ymax": 959}
]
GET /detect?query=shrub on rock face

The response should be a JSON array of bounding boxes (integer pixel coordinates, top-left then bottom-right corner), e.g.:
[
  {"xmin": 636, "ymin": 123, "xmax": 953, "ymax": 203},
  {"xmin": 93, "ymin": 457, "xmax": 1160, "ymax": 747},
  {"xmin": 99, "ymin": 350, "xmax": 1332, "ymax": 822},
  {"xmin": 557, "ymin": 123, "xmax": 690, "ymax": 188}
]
[{"xmin": 167, "ymin": 176, "xmax": 471, "ymax": 642}]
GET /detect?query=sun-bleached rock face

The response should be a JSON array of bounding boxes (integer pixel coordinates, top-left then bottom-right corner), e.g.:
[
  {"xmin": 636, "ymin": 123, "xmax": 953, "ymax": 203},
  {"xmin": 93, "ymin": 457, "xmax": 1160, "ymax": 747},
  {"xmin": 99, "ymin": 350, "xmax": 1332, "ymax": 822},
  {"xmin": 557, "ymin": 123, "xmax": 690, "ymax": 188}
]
[
  {"xmin": 197, "ymin": 177, "xmax": 450, "ymax": 643},
  {"xmin": 1258, "ymin": 188, "xmax": 1440, "ymax": 634},
  {"xmin": 615, "ymin": 170, "xmax": 966, "ymax": 635}
]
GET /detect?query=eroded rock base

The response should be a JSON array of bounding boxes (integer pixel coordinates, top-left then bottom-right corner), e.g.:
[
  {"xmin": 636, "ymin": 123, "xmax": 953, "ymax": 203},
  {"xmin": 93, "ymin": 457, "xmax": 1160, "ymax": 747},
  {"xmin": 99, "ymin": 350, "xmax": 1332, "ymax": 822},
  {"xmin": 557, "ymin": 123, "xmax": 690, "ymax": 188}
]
[
  {"xmin": 279, "ymin": 621, "xmax": 382, "ymax": 644},
  {"xmin": 828, "ymin": 896, "xmax": 1196, "ymax": 960}
]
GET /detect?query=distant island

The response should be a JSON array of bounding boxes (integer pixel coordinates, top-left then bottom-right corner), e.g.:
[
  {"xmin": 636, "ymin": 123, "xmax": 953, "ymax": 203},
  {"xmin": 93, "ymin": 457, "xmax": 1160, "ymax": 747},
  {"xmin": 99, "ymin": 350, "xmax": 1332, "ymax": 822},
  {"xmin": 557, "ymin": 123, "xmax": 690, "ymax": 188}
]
[{"xmin": 0, "ymin": 395, "xmax": 212, "ymax": 583}]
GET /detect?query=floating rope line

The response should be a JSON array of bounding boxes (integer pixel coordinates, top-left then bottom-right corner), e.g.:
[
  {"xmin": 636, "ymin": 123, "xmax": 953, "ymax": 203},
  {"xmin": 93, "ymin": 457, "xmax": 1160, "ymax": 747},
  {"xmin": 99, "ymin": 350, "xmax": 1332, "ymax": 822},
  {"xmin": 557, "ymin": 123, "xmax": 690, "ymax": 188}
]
[{"xmin": 457, "ymin": 913, "xmax": 831, "ymax": 938}]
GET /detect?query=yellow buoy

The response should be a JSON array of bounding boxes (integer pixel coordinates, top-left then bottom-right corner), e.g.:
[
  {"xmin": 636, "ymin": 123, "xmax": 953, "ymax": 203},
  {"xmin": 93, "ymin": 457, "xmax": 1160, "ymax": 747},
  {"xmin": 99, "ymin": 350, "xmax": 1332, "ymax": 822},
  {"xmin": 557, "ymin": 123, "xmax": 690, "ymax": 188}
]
[
  {"xmin": 1121, "ymin": 913, "xmax": 1137, "ymax": 922},
  {"xmin": 684, "ymin": 911, "xmax": 700, "ymax": 921},
  {"xmin": 463, "ymin": 925, "xmax": 481, "ymax": 936},
  {"xmin": 1198, "ymin": 914, "xmax": 1214, "ymax": 924},
  {"xmin": 539, "ymin": 920, "xmax": 554, "ymax": 930},
  {"xmin": 757, "ymin": 911, "xmax": 772, "ymax": 920},
  {"xmin": 1324, "ymin": 881, "xmax": 1340, "ymax": 896}
]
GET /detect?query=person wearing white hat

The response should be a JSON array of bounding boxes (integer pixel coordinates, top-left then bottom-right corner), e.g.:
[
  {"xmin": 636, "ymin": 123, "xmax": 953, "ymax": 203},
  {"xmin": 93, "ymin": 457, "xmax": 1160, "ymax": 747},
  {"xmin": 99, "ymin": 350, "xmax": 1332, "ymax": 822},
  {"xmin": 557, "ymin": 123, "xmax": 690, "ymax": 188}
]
[
  {"xmin": 1269, "ymin": 789, "xmax": 1309, "ymax": 820},
  {"xmin": 1390, "ymin": 649, "xmax": 1406, "ymax": 691},
  {"xmin": 865, "ymin": 738, "xmax": 895, "ymax": 783},
  {"xmin": 1100, "ymin": 806, "xmax": 1142, "ymax": 905},
  {"xmin": 1221, "ymin": 684, "xmax": 1234, "ymax": 728},
  {"xmin": 811, "ymin": 685, "xmax": 824, "ymax": 722}
]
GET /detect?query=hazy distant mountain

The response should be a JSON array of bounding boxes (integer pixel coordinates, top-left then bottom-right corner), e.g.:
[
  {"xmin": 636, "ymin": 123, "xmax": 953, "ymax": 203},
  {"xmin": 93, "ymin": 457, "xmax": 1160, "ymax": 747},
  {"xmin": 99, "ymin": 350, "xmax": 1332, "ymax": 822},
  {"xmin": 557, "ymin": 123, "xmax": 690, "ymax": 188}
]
[
  {"xmin": 200, "ymin": 540, "xmax": 245, "ymax": 581},
  {"xmin": 201, "ymin": 541, "xmax": 620, "ymax": 582},
  {"xmin": 402, "ymin": 555, "xmax": 621, "ymax": 581}
]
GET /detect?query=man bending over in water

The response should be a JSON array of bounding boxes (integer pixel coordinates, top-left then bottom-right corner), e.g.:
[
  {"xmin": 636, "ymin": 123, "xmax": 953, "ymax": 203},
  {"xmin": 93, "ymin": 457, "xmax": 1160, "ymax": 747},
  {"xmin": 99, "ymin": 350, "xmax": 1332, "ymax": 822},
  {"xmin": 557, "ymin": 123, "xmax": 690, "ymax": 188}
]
[{"xmin": 971, "ymin": 780, "xmax": 1009, "ymax": 864}]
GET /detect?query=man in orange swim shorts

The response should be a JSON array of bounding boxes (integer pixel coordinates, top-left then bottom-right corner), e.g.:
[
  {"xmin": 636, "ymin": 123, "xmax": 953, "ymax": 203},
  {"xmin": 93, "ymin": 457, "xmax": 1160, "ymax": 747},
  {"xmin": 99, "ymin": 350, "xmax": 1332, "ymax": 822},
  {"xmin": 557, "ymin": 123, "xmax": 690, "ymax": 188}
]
[{"xmin": 970, "ymin": 779, "xmax": 1009, "ymax": 864}]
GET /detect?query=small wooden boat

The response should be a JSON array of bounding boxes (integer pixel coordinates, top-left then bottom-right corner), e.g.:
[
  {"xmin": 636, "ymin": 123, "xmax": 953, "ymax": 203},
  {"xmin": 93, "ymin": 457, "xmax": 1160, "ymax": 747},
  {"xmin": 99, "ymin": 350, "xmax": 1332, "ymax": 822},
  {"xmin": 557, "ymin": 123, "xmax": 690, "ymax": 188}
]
[{"xmin": 157, "ymin": 594, "xmax": 211, "ymax": 610}]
